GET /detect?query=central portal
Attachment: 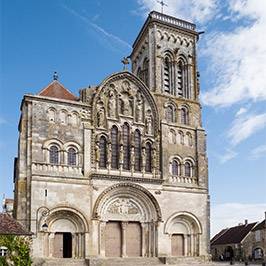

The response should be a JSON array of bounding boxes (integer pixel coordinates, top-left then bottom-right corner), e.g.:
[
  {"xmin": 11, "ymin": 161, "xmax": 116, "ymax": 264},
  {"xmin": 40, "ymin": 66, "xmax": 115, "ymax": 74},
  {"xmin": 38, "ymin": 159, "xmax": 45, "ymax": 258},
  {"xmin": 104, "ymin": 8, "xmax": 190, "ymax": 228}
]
[
  {"xmin": 54, "ymin": 232, "xmax": 72, "ymax": 258},
  {"xmin": 105, "ymin": 221, "xmax": 142, "ymax": 257}
]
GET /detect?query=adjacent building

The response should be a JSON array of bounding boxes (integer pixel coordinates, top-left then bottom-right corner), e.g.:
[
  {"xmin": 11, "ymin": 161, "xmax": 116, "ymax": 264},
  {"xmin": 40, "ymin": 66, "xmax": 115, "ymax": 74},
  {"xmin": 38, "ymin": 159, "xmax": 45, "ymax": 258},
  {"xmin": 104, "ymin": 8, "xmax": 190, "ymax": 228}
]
[{"xmin": 13, "ymin": 11, "xmax": 210, "ymax": 263}]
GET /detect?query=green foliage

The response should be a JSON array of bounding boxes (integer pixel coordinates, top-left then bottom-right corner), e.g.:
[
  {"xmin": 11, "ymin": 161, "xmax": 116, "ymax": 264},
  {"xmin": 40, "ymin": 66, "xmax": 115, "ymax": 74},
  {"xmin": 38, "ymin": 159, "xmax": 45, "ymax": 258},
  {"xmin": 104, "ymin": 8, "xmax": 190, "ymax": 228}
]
[{"xmin": 0, "ymin": 235, "xmax": 32, "ymax": 266}]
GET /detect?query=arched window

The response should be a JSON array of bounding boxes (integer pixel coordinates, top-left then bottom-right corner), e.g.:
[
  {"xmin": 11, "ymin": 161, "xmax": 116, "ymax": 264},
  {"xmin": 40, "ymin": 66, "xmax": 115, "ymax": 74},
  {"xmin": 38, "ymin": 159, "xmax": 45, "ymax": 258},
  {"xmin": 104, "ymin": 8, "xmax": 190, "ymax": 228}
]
[
  {"xmin": 184, "ymin": 161, "xmax": 192, "ymax": 177},
  {"xmin": 172, "ymin": 160, "xmax": 179, "ymax": 176},
  {"xmin": 49, "ymin": 145, "xmax": 59, "ymax": 164},
  {"xmin": 177, "ymin": 61, "xmax": 184, "ymax": 97},
  {"xmin": 134, "ymin": 130, "xmax": 142, "ymax": 171},
  {"xmin": 179, "ymin": 131, "xmax": 184, "ymax": 145},
  {"xmin": 166, "ymin": 105, "xmax": 174, "ymax": 123},
  {"xmin": 99, "ymin": 136, "xmax": 107, "ymax": 168},
  {"xmin": 163, "ymin": 57, "xmax": 171, "ymax": 93},
  {"xmin": 181, "ymin": 107, "xmax": 189, "ymax": 125},
  {"xmin": 123, "ymin": 124, "xmax": 130, "ymax": 170},
  {"xmin": 145, "ymin": 142, "xmax": 152, "ymax": 172},
  {"xmin": 67, "ymin": 147, "xmax": 77, "ymax": 166},
  {"xmin": 111, "ymin": 126, "xmax": 119, "ymax": 169},
  {"xmin": 47, "ymin": 108, "xmax": 56, "ymax": 122},
  {"xmin": 186, "ymin": 133, "xmax": 193, "ymax": 146},
  {"xmin": 170, "ymin": 130, "xmax": 176, "ymax": 144},
  {"xmin": 142, "ymin": 58, "xmax": 149, "ymax": 87}
]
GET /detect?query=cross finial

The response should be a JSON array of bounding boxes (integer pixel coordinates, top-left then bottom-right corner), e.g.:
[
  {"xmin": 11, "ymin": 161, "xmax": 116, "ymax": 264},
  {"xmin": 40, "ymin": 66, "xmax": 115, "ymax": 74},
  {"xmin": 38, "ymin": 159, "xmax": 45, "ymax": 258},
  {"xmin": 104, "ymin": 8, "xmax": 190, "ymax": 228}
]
[
  {"xmin": 121, "ymin": 57, "xmax": 130, "ymax": 70},
  {"xmin": 53, "ymin": 71, "xmax": 58, "ymax": 81},
  {"xmin": 157, "ymin": 0, "xmax": 168, "ymax": 14}
]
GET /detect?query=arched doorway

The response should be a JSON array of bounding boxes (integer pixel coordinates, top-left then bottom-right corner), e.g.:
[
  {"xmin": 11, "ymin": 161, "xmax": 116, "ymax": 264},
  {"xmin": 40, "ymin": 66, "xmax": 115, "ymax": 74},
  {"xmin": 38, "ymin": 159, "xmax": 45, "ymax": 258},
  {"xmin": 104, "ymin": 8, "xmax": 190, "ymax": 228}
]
[
  {"xmin": 164, "ymin": 212, "xmax": 202, "ymax": 257},
  {"xmin": 224, "ymin": 246, "xmax": 234, "ymax": 261},
  {"xmin": 38, "ymin": 207, "xmax": 88, "ymax": 258},
  {"xmin": 92, "ymin": 183, "xmax": 162, "ymax": 258}
]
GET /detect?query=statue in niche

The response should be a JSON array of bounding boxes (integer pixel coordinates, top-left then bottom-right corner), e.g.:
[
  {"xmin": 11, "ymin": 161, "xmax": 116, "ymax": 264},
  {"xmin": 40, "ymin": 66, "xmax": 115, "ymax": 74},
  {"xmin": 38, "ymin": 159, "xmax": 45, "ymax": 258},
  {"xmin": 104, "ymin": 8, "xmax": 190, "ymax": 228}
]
[
  {"xmin": 119, "ymin": 93, "xmax": 133, "ymax": 116},
  {"xmin": 145, "ymin": 110, "xmax": 153, "ymax": 135},
  {"xmin": 142, "ymin": 147, "xmax": 146, "ymax": 169},
  {"xmin": 152, "ymin": 147, "xmax": 157, "ymax": 171},
  {"xmin": 97, "ymin": 108, "xmax": 105, "ymax": 127},
  {"xmin": 108, "ymin": 90, "xmax": 116, "ymax": 118},
  {"xmin": 95, "ymin": 142, "xmax": 100, "ymax": 162},
  {"xmin": 130, "ymin": 146, "xmax": 135, "ymax": 168},
  {"xmin": 135, "ymin": 91, "xmax": 143, "ymax": 122}
]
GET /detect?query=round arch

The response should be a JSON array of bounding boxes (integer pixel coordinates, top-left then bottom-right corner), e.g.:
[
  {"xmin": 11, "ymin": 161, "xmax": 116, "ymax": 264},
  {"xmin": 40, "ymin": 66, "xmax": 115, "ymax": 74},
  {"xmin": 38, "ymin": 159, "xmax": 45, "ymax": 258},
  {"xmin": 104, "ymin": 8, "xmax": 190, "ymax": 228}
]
[{"xmin": 92, "ymin": 182, "xmax": 162, "ymax": 222}]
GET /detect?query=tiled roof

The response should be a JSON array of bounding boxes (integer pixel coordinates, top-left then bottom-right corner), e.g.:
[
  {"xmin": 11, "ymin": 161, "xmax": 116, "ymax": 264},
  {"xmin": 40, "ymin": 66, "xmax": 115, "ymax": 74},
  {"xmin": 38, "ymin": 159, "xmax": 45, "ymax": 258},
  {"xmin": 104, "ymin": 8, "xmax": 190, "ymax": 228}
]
[
  {"xmin": 38, "ymin": 80, "xmax": 78, "ymax": 101},
  {"xmin": 252, "ymin": 220, "xmax": 266, "ymax": 231},
  {"xmin": 211, "ymin": 222, "xmax": 257, "ymax": 245},
  {"xmin": 0, "ymin": 213, "xmax": 32, "ymax": 235}
]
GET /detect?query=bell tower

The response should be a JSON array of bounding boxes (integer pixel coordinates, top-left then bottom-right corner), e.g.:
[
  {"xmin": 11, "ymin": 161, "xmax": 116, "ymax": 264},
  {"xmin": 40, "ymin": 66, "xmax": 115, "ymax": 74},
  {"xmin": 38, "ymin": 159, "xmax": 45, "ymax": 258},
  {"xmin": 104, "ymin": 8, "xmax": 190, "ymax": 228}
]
[{"xmin": 131, "ymin": 11, "xmax": 199, "ymax": 101}]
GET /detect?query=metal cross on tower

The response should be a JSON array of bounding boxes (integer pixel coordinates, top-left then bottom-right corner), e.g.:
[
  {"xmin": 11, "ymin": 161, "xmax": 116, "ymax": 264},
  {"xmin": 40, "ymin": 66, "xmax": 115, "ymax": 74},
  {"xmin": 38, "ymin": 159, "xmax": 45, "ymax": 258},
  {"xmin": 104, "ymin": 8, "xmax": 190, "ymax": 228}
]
[{"xmin": 157, "ymin": 0, "xmax": 168, "ymax": 14}]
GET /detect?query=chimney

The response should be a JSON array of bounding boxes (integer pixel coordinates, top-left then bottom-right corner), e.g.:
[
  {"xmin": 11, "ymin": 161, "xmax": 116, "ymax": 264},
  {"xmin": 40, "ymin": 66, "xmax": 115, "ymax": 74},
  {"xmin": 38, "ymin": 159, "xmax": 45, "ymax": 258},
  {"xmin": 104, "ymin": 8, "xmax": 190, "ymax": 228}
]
[{"xmin": 245, "ymin": 219, "xmax": 248, "ymax": 225}]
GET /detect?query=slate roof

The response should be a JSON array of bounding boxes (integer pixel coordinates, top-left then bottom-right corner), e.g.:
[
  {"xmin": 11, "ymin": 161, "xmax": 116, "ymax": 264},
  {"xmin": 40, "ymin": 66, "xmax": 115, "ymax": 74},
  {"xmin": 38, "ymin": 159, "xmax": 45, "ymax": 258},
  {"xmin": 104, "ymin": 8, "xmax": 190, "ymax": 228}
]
[
  {"xmin": 252, "ymin": 220, "xmax": 266, "ymax": 231},
  {"xmin": 38, "ymin": 80, "xmax": 78, "ymax": 101},
  {"xmin": 211, "ymin": 222, "xmax": 257, "ymax": 245},
  {"xmin": 0, "ymin": 213, "xmax": 32, "ymax": 235}
]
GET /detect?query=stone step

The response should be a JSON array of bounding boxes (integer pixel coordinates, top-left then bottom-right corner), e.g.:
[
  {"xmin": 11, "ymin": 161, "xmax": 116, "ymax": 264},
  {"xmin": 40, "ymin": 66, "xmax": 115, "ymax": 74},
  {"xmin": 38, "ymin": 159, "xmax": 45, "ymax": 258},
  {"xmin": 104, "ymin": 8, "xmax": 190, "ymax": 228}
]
[{"xmin": 33, "ymin": 258, "xmax": 87, "ymax": 266}]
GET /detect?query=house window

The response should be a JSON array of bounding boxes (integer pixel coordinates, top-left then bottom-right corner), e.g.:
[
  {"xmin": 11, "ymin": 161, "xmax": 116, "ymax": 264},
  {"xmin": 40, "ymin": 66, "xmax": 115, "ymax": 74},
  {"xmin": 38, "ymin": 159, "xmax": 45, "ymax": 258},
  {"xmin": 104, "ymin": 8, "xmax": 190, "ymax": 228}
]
[
  {"xmin": 134, "ymin": 130, "xmax": 142, "ymax": 171},
  {"xmin": 67, "ymin": 147, "xmax": 77, "ymax": 166},
  {"xmin": 49, "ymin": 145, "xmax": 59, "ymax": 164},
  {"xmin": 184, "ymin": 161, "xmax": 192, "ymax": 177},
  {"xmin": 99, "ymin": 136, "xmax": 107, "ymax": 168},
  {"xmin": 255, "ymin": 230, "xmax": 261, "ymax": 242},
  {"xmin": 0, "ymin": 246, "xmax": 8, "ymax": 257},
  {"xmin": 123, "ymin": 124, "xmax": 130, "ymax": 170},
  {"xmin": 172, "ymin": 160, "xmax": 179, "ymax": 176},
  {"xmin": 111, "ymin": 126, "xmax": 119, "ymax": 169},
  {"xmin": 145, "ymin": 142, "xmax": 152, "ymax": 173}
]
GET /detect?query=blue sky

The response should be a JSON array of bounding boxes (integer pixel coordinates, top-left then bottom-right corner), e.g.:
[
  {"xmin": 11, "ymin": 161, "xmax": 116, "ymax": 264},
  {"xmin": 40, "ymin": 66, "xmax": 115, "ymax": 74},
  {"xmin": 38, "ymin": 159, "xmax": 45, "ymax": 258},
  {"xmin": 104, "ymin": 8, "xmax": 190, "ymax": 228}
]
[{"xmin": 1, "ymin": 0, "xmax": 266, "ymax": 235}]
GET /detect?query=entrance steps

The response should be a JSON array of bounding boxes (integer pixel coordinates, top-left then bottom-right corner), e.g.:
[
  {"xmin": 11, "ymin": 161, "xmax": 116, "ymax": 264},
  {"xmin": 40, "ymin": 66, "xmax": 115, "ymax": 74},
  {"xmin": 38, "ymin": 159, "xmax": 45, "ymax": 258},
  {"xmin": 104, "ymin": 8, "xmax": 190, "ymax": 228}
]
[
  {"xmin": 33, "ymin": 257, "xmax": 214, "ymax": 266},
  {"xmin": 33, "ymin": 258, "xmax": 87, "ymax": 266}
]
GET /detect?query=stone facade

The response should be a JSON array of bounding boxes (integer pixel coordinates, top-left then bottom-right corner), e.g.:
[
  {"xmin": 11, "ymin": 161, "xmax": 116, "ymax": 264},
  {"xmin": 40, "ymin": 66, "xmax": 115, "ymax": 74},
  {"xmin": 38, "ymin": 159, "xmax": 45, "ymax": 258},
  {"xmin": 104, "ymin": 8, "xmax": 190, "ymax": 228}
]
[{"xmin": 13, "ymin": 11, "xmax": 210, "ymax": 261}]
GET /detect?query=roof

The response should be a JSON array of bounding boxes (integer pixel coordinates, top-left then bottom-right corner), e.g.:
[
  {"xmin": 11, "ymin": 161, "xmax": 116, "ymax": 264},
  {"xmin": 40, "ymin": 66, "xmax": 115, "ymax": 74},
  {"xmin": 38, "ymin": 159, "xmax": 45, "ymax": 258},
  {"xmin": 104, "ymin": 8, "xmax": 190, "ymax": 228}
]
[
  {"xmin": 252, "ymin": 220, "xmax": 266, "ymax": 231},
  {"xmin": 38, "ymin": 80, "xmax": 78, "ymax": 101},
  {"xmin": 211, "ymin": 222, "xmax": 257, "ymax": 245},
  {"xmin": 0, "ymin": 213, "xmax": 32, "ymax": 235}
]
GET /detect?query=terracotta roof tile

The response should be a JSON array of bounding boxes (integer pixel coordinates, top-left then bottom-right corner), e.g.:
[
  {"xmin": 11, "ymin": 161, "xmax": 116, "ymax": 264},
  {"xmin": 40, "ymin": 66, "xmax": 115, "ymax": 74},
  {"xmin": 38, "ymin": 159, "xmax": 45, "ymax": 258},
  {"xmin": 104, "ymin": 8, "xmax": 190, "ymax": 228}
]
[
  {"xmin": 38, "ymin": 80, "xmax": 78, "ymax": 101},
  {"xmin": 211, "ymin": 222, "xmax": 257, "ymax": 245},
  {"xmin": 0, "ymin": 213, "xmax": 32, "ymax": 235}
]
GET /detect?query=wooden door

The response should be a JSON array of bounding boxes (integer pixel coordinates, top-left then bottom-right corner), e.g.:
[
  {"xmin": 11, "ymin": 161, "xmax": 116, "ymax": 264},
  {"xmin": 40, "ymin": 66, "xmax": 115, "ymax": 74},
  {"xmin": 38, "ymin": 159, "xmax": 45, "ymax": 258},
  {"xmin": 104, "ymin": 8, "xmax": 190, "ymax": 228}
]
[
  {"xmin": 171, "ymin": 234, "xmax": 184, "ymax": 256},
  {"xmin": 126, "ymin": 222, "xmax": 142, "ymax": 257},
  {"xmin": 105, "ymin": 222, "xmax": 122, "ymax": 257},
  {"xmin": 54, "ymin": 233, "xmax": 63, "ymax": 258}
]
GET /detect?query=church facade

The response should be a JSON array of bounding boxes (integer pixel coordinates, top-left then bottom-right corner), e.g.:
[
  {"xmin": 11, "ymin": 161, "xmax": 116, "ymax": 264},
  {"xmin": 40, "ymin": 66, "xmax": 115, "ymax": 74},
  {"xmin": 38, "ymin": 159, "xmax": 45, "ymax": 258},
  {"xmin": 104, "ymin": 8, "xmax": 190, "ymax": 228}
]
[{"xmin": 13, "ymin": 11, "xmax": 210, "ymax": 261}]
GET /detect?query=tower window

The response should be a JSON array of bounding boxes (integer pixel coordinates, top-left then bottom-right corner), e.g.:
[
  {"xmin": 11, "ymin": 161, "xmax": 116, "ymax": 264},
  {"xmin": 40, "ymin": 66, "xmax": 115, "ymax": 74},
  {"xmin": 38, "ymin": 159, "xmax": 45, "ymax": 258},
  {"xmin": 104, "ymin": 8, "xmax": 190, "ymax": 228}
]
[
  {"xmin": 177, "ymin": 61, "xmax": 184, "ymax": 97},
  {"xmin": 184, "ymin": 161, "xmax": 192, "ymax": 177},
  {"xmin": 145, "ymin": 142, "xmax": 152, "ymax": 173},
  {"xmin": 181, "ymin": 107, "xmax": 189, "ymax": 125},
  {"xmin": 67, "ymin": 147, "xmax": 77, "ymax": 166},
  {"xmin": 166, "ymin": 105, "xmax": 174, "ymax": 123},
  {"xmin": 142, "ymin": 58, "xmax": 149, "ymax": 87},
  {"xmin": 99, "ymin": 136, "xmax": 107, "ymax": 168},
  {"xmin": 111, "ymin": 126, "xmax": 119, "ymax": 169},
  {"xmin": 134, "ymin": 130, "xmax": 142, "ymax": 172},
  {"xmin": 172, "ymin": 160, "xmax": 179, "ymax": 176},
  {"xmin": 123, "ymin": 123, "xmax": 130, "ymax": 170},
  {"xmin": 49, "ymin": 145, "xmax": 59, "ymax": 164},
  {"xmin": 163, "ymin": 57, "xmax": 171, "ymax": 93}
]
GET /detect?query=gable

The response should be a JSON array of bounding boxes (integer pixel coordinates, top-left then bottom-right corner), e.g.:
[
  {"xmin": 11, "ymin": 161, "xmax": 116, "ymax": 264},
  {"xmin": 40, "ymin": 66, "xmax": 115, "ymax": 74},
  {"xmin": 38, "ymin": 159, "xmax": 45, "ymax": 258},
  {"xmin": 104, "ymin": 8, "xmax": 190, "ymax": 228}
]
[{"xmin": 38, "ymin": 80, "xmax": 78, "ymax": 101}]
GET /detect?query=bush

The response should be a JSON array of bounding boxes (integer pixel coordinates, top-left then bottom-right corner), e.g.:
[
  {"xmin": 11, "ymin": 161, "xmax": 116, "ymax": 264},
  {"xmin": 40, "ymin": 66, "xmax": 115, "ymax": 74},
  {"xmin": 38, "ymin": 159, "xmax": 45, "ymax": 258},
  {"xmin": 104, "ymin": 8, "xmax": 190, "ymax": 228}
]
[{"xmin": 0, "ymin": 235, "xmax": 32, "ymax": 266}]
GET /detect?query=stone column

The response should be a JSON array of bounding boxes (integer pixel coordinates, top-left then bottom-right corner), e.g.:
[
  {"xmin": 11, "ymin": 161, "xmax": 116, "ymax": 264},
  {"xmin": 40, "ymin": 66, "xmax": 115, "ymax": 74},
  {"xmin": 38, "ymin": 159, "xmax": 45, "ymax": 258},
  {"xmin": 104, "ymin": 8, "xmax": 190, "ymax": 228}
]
[
  {"xmin": 84, "ymin": 124, "xmax": 93, "ymax": 176},
  {"xmin": 184, "ymin": 235, "xmax": 188, "ymax": 256},
  {"xmin": 191, "ymin": 234, "xmax": 194, "ymax": 256},
  {"xmin": 141, "ymin": 223, "xmax": 146, "ymax": 257},
  {"xmin": 48, "ymin": 233, "xmax": 55, "ymax": 257},
  {"xmin": 121, "ymin": 222, "xmax": 128, "ymax": 257},
  {"xmin": 99, "ymin": 222, "xmax": 106, "ymax": 257},
  {"xmin": 72, "ymin": 233, "xmax": 76, "ymax": 258}
]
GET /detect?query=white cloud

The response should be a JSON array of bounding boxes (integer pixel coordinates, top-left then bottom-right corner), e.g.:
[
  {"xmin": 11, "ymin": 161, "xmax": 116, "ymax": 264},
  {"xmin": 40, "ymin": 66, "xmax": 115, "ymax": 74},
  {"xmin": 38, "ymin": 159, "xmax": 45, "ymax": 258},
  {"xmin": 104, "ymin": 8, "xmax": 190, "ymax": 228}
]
[
  {"xmin": 211, "ymin": 202, "xmax": 266, "ymax": 237},
  {"xmin": 137, "ymin": 0, "xmax": 218, "ymax": 24},
  {"xmin": 250, "ymin": 144, "xmax": 266, "ymax": 159},
  {"xmin": 235, "ymin": 107, "xmax": 247, "ymax": 117},
  {"xmin": 202, "ymin": 0, "xmax": 266, "ymax": 107},
  {"xmin": 219, "ymin": 149, "xmax": 238, "ymax": 163},
  {"xmin": 227, "ymin": 113, "xmax": 266, "ymax": 145}
]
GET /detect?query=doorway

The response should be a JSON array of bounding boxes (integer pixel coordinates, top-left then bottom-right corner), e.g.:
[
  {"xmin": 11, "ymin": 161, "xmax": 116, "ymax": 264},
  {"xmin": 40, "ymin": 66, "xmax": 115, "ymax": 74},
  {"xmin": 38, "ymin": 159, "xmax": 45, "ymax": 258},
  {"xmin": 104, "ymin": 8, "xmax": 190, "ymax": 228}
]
[
  {"xmin": 54, "ymin": 232, "xmax": 72, "ymax": 258},
  {"xmin": 171, "ymin": 234, "xmax": 184, "ymax": 256}
]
